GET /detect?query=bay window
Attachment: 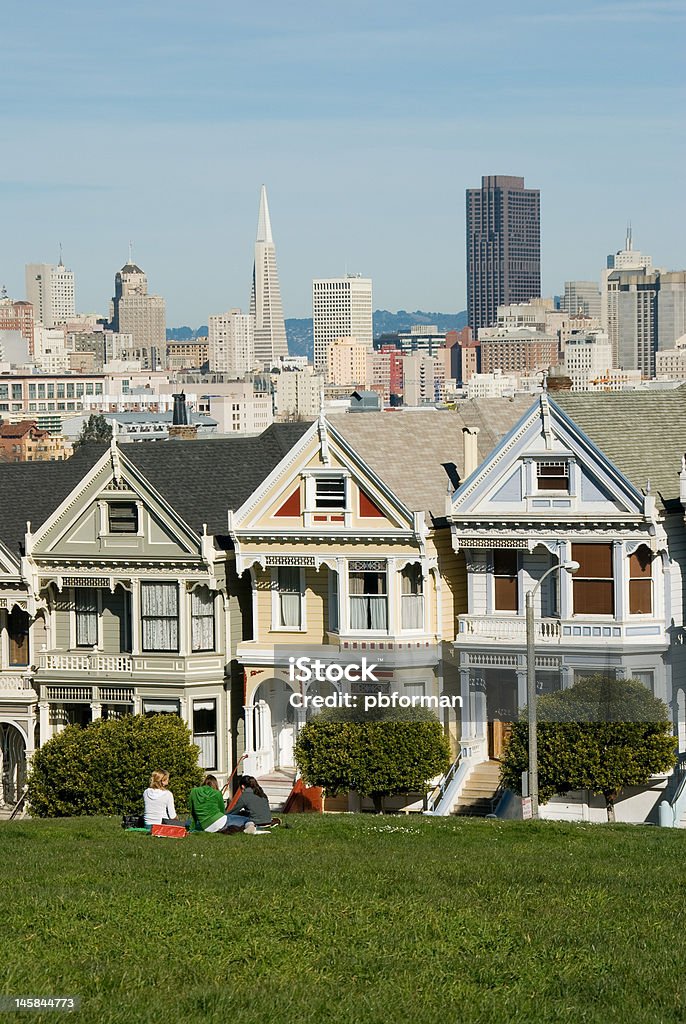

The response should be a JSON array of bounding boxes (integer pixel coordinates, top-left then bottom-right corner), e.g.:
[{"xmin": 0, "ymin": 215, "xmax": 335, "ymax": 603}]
[
  {"xmin": 141, "ymin": 582, "xmax": 179, "ymax": 652},
  {"xmin": 493, "ymin": 550, "xmax": 519, "ymax": 612},
  {"xmin": 193, "ymin": 699, "xmax": 217, "ymax": 770},
  {"xmin": 629, "ymin": 546, "xmax": 653, "ymax": 615},
  {"xmin": 401, "ymin": 564, "xmax": 424, "ymax": 630},
  {"xmin": 349, "ymin": 561, "xmax": 387, "ymax": 631},
  {"xmin": 571, "ymin": 543, "xmax": 614, "ymax": 615},
  {"xmin": 191, "ymin": 586, "xmax": 215, "ymax": 651},
  {"xmin": 75, "ymin": 588, "xmax": 98, "ymax": 647},
  {"xmin": 276, "ymin": 567, "xmax": 303, "ymax": 629}
]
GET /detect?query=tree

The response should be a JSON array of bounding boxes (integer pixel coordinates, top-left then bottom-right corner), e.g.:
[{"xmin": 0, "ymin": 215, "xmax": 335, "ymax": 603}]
[
  {"xmin": 74, "ymin": 414, "xmax": 112, "ymax": 449},
  {"xmin": 295, "ymin": 706, "xmax": 451, "ymax": 812},
  {"xmin": 500, "ymin": 675, "xmax": 677, "ymax": 821},
  {"xmin": 27, "ymin": 714, "xmax": 204, "ymax": 817}
]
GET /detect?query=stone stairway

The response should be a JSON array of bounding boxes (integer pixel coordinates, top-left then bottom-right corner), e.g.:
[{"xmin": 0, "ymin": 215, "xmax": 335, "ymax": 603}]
[
  {"xmin": 257, "ymin": 770, "xmax": 297, "ymax": 813},
  {"xmin": 453, "ymin": 760, "xmax": 502, "ymax": 817}
]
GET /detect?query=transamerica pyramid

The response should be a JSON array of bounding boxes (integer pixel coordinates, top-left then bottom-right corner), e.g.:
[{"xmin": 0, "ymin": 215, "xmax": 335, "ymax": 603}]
[{"xmin": 249, "ymin": 185, "xmax": 289, "ymax": 365}]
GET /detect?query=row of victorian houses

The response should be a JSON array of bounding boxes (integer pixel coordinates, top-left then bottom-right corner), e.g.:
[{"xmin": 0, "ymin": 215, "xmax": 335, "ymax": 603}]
[{"xmin": 1, "ymin": 387, "xmax": 685, "ymax": 821}]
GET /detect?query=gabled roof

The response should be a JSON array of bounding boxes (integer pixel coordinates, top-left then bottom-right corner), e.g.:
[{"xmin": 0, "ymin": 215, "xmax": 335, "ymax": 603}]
[
  {"xmin": 554, "ymin": 387, "xmax": 686, "ymax": 510},
  {"xmin": 0, "ymin": 420, "xmax": 45, "ymax": 439},
  {"xmin": 0, "ymin": 423, "xmax": 312, "ymax": 557},
  {"xmin": 330, "ymin": 398, "xmax": 533, "ymax": 520}
]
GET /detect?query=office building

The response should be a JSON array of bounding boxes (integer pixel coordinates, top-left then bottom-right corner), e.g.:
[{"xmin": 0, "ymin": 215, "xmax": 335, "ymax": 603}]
[
  {"xmin": 249, "ymin": 186, "xmax": 288, "ymax": 366},
  {"xmin": 0, "ymin": 296, "xmax": 34, "ymax": 355},
  {"xmin": 25, "ymin": 262, "xmax": 75, "ymax": 328},
  {"xmin": 326, "ymin": 336, "xmax": 369, "ymax": 387},
  {"xmin": 313, "ymin": 275, "xmax": 372, "ymax": 371},
  {"xmin": 561, "ymin": 282, "xmax": 602, "ymax": 319},
  {"xmin": 466, "ymin": 175, "xmax": 541, "ymax": 332},
  {"xmin": 208, "ymin": 310, "xmax": 255, "ymax": 377},
  {"xmin": 479, "ymin": 327, "xmax": 558, "ymax": 376},
  {"xmin": 109, "ymin": 260, "xmax": 166, "ymax": 371},
  {"xmin": 601, "ymin": 229, "xmax": 652, "ymax": 338},
  {"xmin": 562, "ymin": 330, "xmax": 613, "ymax": 391}
]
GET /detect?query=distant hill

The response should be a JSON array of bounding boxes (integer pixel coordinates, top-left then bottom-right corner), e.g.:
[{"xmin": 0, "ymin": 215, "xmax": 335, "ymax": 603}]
[{"xmin": 167, "ymin": 310, "xmax": 467, "ymax": 359}]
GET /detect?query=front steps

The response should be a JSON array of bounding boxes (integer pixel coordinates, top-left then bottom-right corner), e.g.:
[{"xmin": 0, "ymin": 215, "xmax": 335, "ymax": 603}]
[
  {"xmin": 453, "ymin": 760, "xmax": 502, "ymax": 817},
  {"xmin": 257, "ymin": 770, "xmax": 297, "ymax": 812}
]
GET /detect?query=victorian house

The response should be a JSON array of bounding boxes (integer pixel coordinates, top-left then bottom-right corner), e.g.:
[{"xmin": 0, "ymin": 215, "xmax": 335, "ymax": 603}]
[{"xmin": 440, "ymin": 387, "xmax": 686, "ymax": 822}]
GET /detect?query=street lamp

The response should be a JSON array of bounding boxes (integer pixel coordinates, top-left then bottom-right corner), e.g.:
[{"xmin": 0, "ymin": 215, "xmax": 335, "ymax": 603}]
[{"xmin": 525, "ymin": 559, "xmax": 580, "ymax": 818}]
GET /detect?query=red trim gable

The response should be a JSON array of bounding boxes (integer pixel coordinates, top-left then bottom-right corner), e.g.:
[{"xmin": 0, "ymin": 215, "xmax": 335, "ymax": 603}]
[
  {"xmin": 274, "ymin": 488, "xmax": 301, "ymax": 518},
  {"xmin": 359, "ymin": 489, "xmax": 385, "ymax": 518}
]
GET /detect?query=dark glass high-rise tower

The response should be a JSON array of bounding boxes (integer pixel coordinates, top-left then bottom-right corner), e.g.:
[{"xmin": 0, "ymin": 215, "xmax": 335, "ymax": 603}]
[{"xmin": 466, "ymin": 175, "xmax": 541, "ymax": 332}]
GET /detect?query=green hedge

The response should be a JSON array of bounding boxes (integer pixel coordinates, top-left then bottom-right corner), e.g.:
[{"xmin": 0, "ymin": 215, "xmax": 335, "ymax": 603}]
[
  {"xmin": 28, "ymin": 714, "xmax": 204, "ymax": 817},
  {"xmin": 295, "ymin": 708, "xmax": 451, "ymax": 811}
]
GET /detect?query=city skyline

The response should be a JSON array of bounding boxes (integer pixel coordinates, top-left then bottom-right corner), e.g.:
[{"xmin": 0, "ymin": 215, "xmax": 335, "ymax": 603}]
[{"xmin": 1, "ymin": 1, "xmax": 684, "ymax": 324}]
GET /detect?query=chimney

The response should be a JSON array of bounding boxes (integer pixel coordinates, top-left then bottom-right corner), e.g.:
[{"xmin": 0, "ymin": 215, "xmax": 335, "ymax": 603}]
[
  {"xmin": 462, "ymin": 426, "xmax": 480, "ymax": 479},
  {"xmin": 168, "ymin": 392, "xmax": 198, "ymax": 440}
]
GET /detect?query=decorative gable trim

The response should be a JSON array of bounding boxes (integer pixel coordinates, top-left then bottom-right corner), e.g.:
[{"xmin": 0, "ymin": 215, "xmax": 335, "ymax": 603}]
[
  {"xmin": 359, "ymin": 489, "xmax": 385, "ymax": 518},
  {"xmin": 274, "ymin": 487, "xmax": 301, "ymax": 518}
]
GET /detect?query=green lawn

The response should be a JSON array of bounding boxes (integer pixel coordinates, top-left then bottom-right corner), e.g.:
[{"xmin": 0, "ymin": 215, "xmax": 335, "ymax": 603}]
[{"xmin": 1, "ymin": 815, "xmax": 685, "ymax": 1024}]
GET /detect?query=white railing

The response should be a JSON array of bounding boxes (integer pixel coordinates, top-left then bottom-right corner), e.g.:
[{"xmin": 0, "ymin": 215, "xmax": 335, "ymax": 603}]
[
  {"xmin": 0, "ymin": 675, "xmax": 33, "ymax": 692},
  {"xmin": 458, "ymin": 616, "xmax": 560, "ymax": 642},
  {"xmin": 39, "ymin": 653, "xmax": 133, "ymax": 673}
]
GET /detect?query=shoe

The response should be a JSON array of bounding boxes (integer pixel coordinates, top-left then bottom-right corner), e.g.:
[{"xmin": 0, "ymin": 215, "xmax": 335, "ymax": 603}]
[{"xmin": 243, "ymin": 821, "xmax": 257, "ymax": 835}]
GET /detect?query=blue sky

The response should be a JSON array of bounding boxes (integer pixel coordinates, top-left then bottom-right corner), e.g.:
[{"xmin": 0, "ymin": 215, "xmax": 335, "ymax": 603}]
[{"xmin": 1, "ymin": 0, "xmax": 684, "ymax": 324}]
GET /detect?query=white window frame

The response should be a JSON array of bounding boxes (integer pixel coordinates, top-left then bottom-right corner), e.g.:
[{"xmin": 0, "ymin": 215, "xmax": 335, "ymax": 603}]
[
  {"xmin": 328, "ymin": 568, "xmax": 339, "ymax": 633},
  {"xmin": 348, "ymin": 560, "xmax": 389, "ymax": 635},
  {"xmin": 400, "ymin": 563, "xmax": 426, "ymax": 633},
  {"xmin": 303, "ymin": 470, "xmax": 352, "ymax": 528},
  {"xmin": 140, "ymin": 581, "xmax": 180, "ymax": 653},
  {"xmin": 98, "ymin": 499, "xmax": 144, "ymax": 538},
  {"xmin": 270, "ymin": 566, "xmax": 307, "ymax": 632},
  {"xmin": 190, "ymin": 585, "xmax": 216, "ymax": 652}
]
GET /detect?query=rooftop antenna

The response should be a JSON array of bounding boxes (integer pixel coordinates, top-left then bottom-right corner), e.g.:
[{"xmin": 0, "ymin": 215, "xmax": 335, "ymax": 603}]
[
  {"xmin": 626, "ymin": 222, "xmax": 632, "ymax": 251},
  {"xmin": 58, "ymin": 242, "xmax": 63, "ymax": 266},
  {"xmin": 128, "ymin": 240, "xmax": 134, "ymax": 265}
]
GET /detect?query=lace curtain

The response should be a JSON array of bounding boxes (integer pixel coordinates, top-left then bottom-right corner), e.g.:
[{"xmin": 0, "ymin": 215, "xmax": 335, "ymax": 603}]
[
  {"xmin": 75, "ymin": 589, "xmax": 98, "ymax": 647},
  {"xmin": 141, "ymin": 582, "xmax": 179, "ymax": 651},
  {"xmin": 349, "ymin": 570, "xmax": 387, "ymax": 631},
  {"xmin": 401, "ymin": 565, "xmax": 424, "ymax": 630},
  {"xmin": 191, "ymin": 587, "xmax": 215, "ymax": 651}
]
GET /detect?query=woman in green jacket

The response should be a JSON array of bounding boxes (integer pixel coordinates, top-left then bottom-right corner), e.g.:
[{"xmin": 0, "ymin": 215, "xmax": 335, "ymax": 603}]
[{"xmin": 189, "ymin": 774, "xmax": 257, "ymax": 834}]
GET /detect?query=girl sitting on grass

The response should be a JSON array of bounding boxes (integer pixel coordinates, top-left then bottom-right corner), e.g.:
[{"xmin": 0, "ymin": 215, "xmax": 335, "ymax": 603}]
[
  {"xmin": 143, "ymin": 770, "xmax": 183, "ymax": 827},
  {"xmin": 189, "ymin": 774, "xmax": 257, "ymax": 834}
]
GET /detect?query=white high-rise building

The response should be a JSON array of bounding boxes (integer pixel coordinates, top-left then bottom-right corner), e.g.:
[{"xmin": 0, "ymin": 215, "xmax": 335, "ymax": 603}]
[
  {"xmin": 208, "ymin": 309, "xmax": 255, "ymax": 376},
  {"xmin": 563, "ymin": 330, "xmax": 613, "ymax": 391},
  {"xmin": 25, "ymin": 262, "xmax": 76, "ymax": 327},
  {"xmin": 601, "ymin": 229, "xmax": 652, "ymax": 341},
  {"xmin": 249, "ymin": 185, "xmax": 288, "ymax": 366},
  {"xmin": 313, "ymin": 275, "xmax": 373, "ymax": 371}
]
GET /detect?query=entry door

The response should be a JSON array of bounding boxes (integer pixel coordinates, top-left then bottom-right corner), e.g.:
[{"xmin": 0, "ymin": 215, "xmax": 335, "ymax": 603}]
[{"xmin": 487, "ymin": 672, "xmax": 517, "ymax": 760}]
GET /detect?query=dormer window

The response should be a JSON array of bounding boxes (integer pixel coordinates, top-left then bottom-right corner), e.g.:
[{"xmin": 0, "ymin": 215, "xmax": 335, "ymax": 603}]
[
  {"xmin": 315, "ymin": 476, "xmax": 346, "ymax": 511},
  {"xmin": 536, "ymin": 460, "xmax": 569, "ymax": 493}
]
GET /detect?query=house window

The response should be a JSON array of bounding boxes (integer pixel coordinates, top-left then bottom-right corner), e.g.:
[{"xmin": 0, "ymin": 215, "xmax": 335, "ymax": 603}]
[
  {"xmin": 493, "ymin": 550, "xmax": 519, "ymax": 612},
  {"xmin": 276, "ymin": 567, "xmax": 303, "ymax": 629},
  {"xmin": 191, "ymin": 586, "xmax": 215, "ymax": 651},
  {"xmin": 141, "ymin": 582, "xmax": 179, "ymax": 651},
  {"xmin": 108, "ymin": 502, "xmax": 138, "ymax": 533},
  {"xmin": 193, "ymin": 699, "xmax": 217, "ymax": 770},
  {"xmin": 8, "ymin": 607, "xmax": 30, "ymax": 667},
  {"xmin": 349, "ymin": 560, "xmax": 388, "ymax": 631},
  {"xmin": 143, "ymin": 698, "xmax": 180, "ymax": 716},
  {"xmin": 315, "ymin": 476, "xmax": 346, "ymax": 511},
  {"xmin": 536, "ymin": 460, "xmax": 569, "ymax": 492},
  {"xmin": 401, "ymin": 564, "xmax": 424, "ymax": 630},
  {"xmin": 75, "ymin": 588, "xmax": 98, "ymax": 647},
  {"xmin": 571, "ymin": 543, "xmax": 614, "ymax": 615},
  {"xmin": 629, "ymin": 546, "xmax": 653, "ymax": 615},
  {"xmin": 328, "ymin": 570, "xmax": 339, "ymax": 632}
]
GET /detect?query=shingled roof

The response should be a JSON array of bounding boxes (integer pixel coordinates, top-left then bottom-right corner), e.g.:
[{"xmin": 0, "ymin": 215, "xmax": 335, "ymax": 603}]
[
  {"xmin": 0, "ymin": 423, "xmax": 312, "ymax": 558},
  {"xmin": 330, "ymin": 398, "xmax": 534, "ymax": 521},
  {"xmin": 554, "ymin": 387, "xmax": 686, "ymax": 511}
]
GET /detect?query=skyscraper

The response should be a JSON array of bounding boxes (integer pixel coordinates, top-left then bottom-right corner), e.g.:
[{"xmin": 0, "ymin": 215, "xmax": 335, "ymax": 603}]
[
  {"xmin": 312, "ymin": 275, "xmax": 373, "ymax": 371},
  {"xmin": 208, "ymin": 309, "xmax": 255, "ymax": 376},
  {"xmin": 109, "ymin": 259, "xmax": 166, "ymax": 370},
  {"xmin": 249, "ymin": 185, "xmax": 288, "ymax": 366},
  {"xmin": 466, "ymin": 175, "xmax": 541, "ymax": 333},
  {"xmin": 25, "ymin": 261, "xmax": 75, "ymax": 327}
]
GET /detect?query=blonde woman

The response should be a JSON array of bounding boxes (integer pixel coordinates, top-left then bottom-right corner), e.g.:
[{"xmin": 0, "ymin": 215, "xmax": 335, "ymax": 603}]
[{"xmin": 143, "ymin": 770, "xmax": 179, "ymax": 827}]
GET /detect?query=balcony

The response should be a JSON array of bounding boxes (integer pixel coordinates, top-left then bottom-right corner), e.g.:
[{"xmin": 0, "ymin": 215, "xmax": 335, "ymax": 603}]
[
  {"xmin": 0, "ymin": 672, "xmax": 36, "ymax": 698},
  {"xmin": 36, "ymin": 651, "xmax": 225, "ymax": 680},
  {"xmin": 457, "ymin": 615, "xmax": 665, "ymax": 646}
]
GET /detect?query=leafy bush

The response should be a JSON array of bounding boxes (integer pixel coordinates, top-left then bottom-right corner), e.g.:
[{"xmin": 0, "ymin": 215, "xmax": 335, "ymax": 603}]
[
  {"xmin": 295, "ymin": 706, "xmax": 451, "ymax": 812},
  {"xmin": 500, "ymin": 675, "xmax": 677, "ymax": 821},
  {"xmin": 28, "ymin": 714, "xmax": 204, "ymax": 817}
]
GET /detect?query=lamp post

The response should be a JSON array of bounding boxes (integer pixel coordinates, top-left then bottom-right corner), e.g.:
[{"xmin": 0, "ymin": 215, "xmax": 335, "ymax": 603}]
[{"xmin": 525, "ymin": 559, "xmax": 580, "ymax": 818}]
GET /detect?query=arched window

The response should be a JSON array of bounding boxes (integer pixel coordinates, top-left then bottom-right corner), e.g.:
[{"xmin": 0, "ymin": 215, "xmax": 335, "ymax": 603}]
[{"xmin": 629, "ymin": 546, "xmax": 653, "ymax": 615}]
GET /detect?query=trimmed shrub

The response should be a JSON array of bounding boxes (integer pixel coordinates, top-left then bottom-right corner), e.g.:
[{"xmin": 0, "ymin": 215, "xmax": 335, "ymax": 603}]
[
  {"xmin": 295, "ymin": 706, "xmax": 451, "ymax": 812},
  {"xmin": 28, "ymin": 714, "xmax": 204, "ymax": 817},
  {"xmin": 500, "ymin": 675, "xmax": 677, "ymax": 821}
]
